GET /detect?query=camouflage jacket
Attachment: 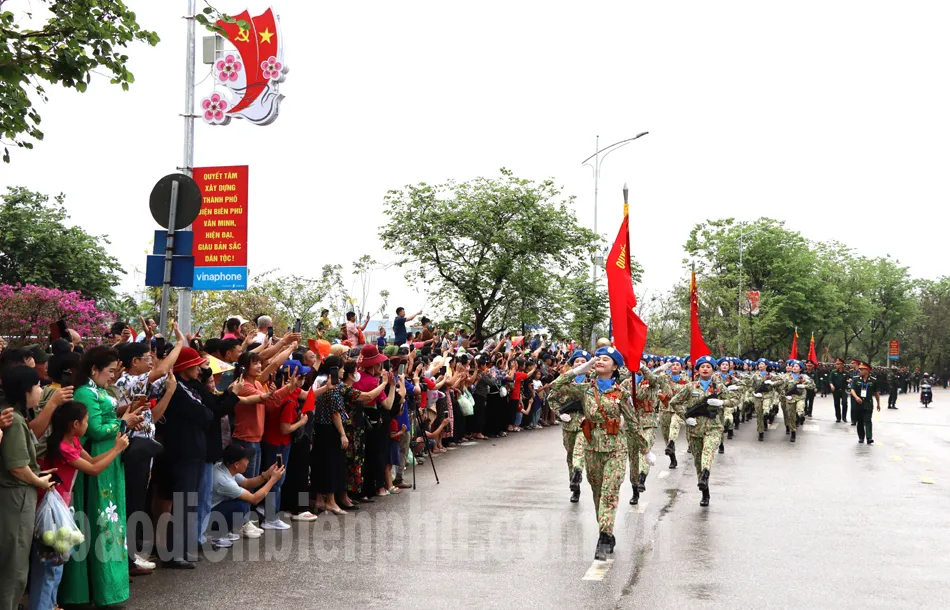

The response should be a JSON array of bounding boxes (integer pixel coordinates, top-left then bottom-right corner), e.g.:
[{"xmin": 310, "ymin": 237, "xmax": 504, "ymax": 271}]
[
  {"xmin": 670, "ymin": 376, "xmax": 734, "ymax": 435},
  {"xmin": 660, "ymin": 373, "xmax": 691, "ymax": 413},
  {"xmin": 774, "ymin": 373, "xmax": 816, "ymax": 403},
  {"xmin": 623, "ymin": 364, "xmax": 664, "ymax": 428},
  {"xmin": 551, "ymin": 372, "xmax": 636, "ymax": 453},
  {"xmin": 546, "ymin": 374, "xmax": 588, "ymax": 433}
]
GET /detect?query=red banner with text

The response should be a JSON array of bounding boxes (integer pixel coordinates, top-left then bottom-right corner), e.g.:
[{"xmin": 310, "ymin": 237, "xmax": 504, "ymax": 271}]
[{"xmin": 192, "ymin": 166, "xmax": 248, "ymax": 267}]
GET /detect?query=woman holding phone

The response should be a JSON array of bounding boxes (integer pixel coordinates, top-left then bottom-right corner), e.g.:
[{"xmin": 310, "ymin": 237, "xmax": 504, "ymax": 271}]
[
  {"xmin": 60, "ymin": 347, "xmax": 145, "ymax": 608},
  {"xmin": 0, "ymin": 365, "xmax": 57, "ymax": 609}
]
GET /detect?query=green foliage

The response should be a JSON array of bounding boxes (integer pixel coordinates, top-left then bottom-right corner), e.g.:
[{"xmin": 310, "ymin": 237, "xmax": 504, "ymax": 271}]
[
  {"xmin": 0, "ymin": 187, "xmax": 123, "ymax": 302},
  {"xmin": 902, "ymin": 278, "xmax": 950, "ymax": 374},
  {"xmin": 381, "ymin": 169, "xmax": 599, "ymax": 342},
  {"xmin": 0, "ymin": 0, "xmax": 159, "ymax": 161},
  {"xmin": 194, "ymin": 2, "xmax": 250, "ymax": 39}
]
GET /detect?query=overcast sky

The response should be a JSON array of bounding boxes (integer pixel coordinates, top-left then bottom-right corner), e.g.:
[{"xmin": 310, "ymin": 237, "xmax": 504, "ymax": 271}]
[{"xmin": 2, "ymin": 0, "xmax": 946, "ymax": 322}]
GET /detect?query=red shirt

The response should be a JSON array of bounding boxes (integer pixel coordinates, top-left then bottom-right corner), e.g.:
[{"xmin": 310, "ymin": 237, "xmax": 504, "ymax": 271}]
[
  {"xmin": 510, "ymin": 371, "xmax": 528, "ymax": 400},
  {"xmin": 390, "ymin": 418, "xmax": 402, "ymax": 440},
  {"xmin": 262, "ymin": 389, "xmax": 301, "ymax": 446},
  {"xmin": 41, "ymin": 437, "xmax": 82, "ymax": 506}
]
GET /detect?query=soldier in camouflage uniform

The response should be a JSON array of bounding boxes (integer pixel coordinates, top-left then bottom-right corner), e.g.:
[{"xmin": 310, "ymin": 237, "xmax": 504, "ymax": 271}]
[
  {"xmin": 750, "ymin": 358, "xmax": 778, "ymax": 441},
  {"xmin": 774, "ymin": 359, "xmax": 817, "ymax": 442},
  {"xmin": 626, "ymin": 360, "xmax": 672, "ymax": 505},
  {"xmin": 660, "ymin": 358, "xmax": 690, "ymax": 469},
  {"xmin": 715, "ymin": 358, "xmax": 742, "ymax": 454},
  {"xmin": 547, "ymin": 350, "xmax": 592, "ymax": 503},
  {"xmin": 670, "ymin": 355, "xmax": 732, "ymax": 507},
  {"xmin": 550, "ymin": 346, "xmax": 636, "ymax": 561}
]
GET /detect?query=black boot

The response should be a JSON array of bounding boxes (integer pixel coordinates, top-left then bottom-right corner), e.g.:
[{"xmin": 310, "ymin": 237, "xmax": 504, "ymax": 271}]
[
  {"xmin": 758, "ymin": 431, "xmax": 764, "ymax": 441},
  {"xmin": 727, "ymin": 429, "xmax": 734, "ymax": 440},
  {"xmin": 698, "ymin": 469, "xmax": 710, "ymax": 492},
  {"xmin": 570, "ymin": 489, "xmax": 580, "ymax": 503},
  {"xmin": 607, "ymin": 534, "xmax": 616, "ymax": 554},
  {"xmin": 718, "ymin": 442, "xmax": 724, "ymax": 454},
  {"xmin": 594, "ymin": 533, "xmax": 610, "ymax": 561},
  {"xmin": 790, "ymin": 431, "xmax": 796, "ymax": 442},
  {"xmin": 700, "ymin": 486, "xmax": 710, "ymax": 507},
  {"xmin": 665, "ymin": 440, "xmax": 677, "ymax": 468},
  {"xmin": 637, "ymin": 472, "xmax": 647, "ymax": 493},
  {"xmin": 630, "ymin": 486, "xmax": 639, "ymax": 505},
  {"xmin": 785, "ymin": 426, "xmax": 790, "ymax": 435},
  {"xmin": 569, "ymin": 469, "xmax": 582, "ymax": 494}
]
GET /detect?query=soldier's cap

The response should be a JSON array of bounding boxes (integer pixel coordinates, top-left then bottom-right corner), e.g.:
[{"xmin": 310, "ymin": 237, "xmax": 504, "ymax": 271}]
[
  {"xmin": 859, "ymin": 361, "xmax": 871, "ymax": 370},
  {"xmin": 835, "ymin": 358, "xmax": 845, "ymax": 364},
  {"xmin": 851, "ymin": 359, "xmax": 861, "ymax": 364}
]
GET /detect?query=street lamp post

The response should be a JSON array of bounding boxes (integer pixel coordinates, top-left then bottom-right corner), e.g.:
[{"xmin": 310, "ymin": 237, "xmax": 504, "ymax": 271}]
[{"xmin": 581, "ymin": 133, "xmax": 648, "ymax": 345}]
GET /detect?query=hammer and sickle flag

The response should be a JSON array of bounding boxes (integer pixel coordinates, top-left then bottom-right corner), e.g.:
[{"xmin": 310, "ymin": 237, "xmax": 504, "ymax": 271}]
[{"xmin": 605, "ymin": 198, "xmax": 648, "ymax": 369}]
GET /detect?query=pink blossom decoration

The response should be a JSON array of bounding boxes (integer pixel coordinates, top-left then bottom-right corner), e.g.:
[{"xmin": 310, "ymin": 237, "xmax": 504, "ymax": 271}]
[
  {"xmin": 260, "ymin": 56, "xmax": 287, "ymax": 83},
  {"xmin": 200, "ymin": 92, "xmax": 231, "ymax": 125},
  {"xmin": 216, "ymin": 54, "xmax": 243, "ymax": 83}
]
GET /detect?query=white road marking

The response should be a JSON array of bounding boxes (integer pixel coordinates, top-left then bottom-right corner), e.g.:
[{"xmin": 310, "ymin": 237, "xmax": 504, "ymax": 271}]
[
  {"xmin": 803, "ymin": 424, "xmax": 819, "ymax": 432},
  {"xmin": 920, "ymin": 476, "xmax": 935, "ymax": 485},
  {"xmin": 582, "ymin": 559, "xmax": 614, "ymax": 581},
  {"xmin": 890, "ymin": 455, "xmax": 903, "ymax": 462},
  {"xmin": 658, "ymin": 471, "xmax": 670, "ymax": 480}
]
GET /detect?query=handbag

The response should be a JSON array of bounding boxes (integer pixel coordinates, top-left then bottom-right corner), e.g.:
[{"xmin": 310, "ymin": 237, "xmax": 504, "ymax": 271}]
[
  {"xmin": 458, "ymin": 390, "xmax": 475, "ymax": 416},
  {"xmin": 125, "ymin": 435, "xmax": 164, "ymax": 462}
]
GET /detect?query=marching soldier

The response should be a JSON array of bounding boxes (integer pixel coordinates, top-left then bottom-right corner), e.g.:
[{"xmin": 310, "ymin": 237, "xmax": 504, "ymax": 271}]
[
  {"xmin": 829, "ymin": 359, "xmax": 849, "ymax": 423},
  {"xmin": 886, "ymin": 366, "xmax": 900, "ymax": 409},
  {"xmin": 715, "ymin": 358, "xmax": 741, "ymax": 454},
  {"xmin": 670, "ymin": 355, "xmax": 732, "ymax": 507},
  {"xmin": 803, "ymin": 360, "xmax": 818, "ymax": 417},
  {"xmin": 626, "ymin": 360, "xmax": 671, "ymax": 505},
  {"xmin": 660, "ymin": 358, "xmax": 690, "ymax": 468},
  {"xmin": 850, "ymin": 361, "xmax": 880, "ymax": 444},
  {"xmin": 550, "ymin": 346, "xmax": 637, "ymax": 560},
  {"xmin": 548, "ymin": 350, "xmax": 592, "ymax": 503},
  {"xmin": 751, "ymin": 359, "xmax": 778, "ymax": 441},
  {"xmin": 776, "ymin": 360, "xmax": 816, "ymax": 442}
]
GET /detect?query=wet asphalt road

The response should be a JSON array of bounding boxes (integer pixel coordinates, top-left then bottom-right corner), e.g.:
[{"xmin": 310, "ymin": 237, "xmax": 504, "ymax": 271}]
[{"xmin": 125, "ymin": 390, "xmax": 950, "ymax": 610}]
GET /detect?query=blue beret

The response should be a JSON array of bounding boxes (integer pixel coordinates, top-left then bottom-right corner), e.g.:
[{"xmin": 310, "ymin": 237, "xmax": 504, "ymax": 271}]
[
  {"xmin": 568, "ymin": 350, "xmax": 592, "ymax": 365},
  {"xmin": 695, "ymin": 355, "xmax": 717, "ymax": 369},
  {"xmin": 594, "ymin": 346, "xmax": 625, "ymax": 369}
]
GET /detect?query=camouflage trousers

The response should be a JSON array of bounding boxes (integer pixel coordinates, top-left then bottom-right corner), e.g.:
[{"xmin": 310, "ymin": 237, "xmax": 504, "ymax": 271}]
[
  {"xmin": 722, "ymin": 405, "xmax": 735, "ymax": 431},
  {"xmin": 562, "ymin": 428, "xmax": 587, "ymax": 483},
  {"xmin": 783, "ymin": 397, "xmax": 805, "ymax": 432},
  {"xmin": 626, "ymin": 425, "xmax": 657, "ymax": 483},
  {"xmin": 753, "ymin": 395, "xmax": 772, "ymax": 433},
  {"xmin": 585, "ymin": 448, "xmax": 626, "ymax": 535},
  {"xmin": 659, "ymin": 411, "xmax": 682, "ymax": 444},
  {"xmin": 687, "ymin": 429, "xmax": 721, "ymax": 482}
]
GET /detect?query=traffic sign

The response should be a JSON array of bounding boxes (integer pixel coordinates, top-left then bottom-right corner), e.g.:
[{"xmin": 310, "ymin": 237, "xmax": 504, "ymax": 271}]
[{"xmin": 149, "ymin": 173, "xmax": 202, "ymax": 230}]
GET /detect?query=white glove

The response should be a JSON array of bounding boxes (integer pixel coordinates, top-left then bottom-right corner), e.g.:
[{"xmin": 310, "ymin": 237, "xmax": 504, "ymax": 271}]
[
  {"xmin": 785, "ymin": 395, "xmax": 794, "ymax": 401},
  {"xmin": 571, "ymin": 359, "xmax": 596, "ymax": 377},
  {"xmin": 654, "ymin": 362, "xmax": 673, "ymax": 374},
  {"xmin": 754, "ymin": 393, "xmax": 763, "ymax": 398},
  {"xmin": 707, "ymin": 398, "xmax": 724, "ymax": 407},
  {"xmin": 645, "ymin": 451, "xmax": 656, "ymax": 466},
  {"xmin": 764, "ymin": 380, "xmax": 774, "ymax": 386},
  {"xmin": 685, "ymin": 417, "xmax": 697, "ymax": 426},
  {"xmin": 727, "ymin": 385, "xmax": 739, "ymax": 391},
  {"xmin": 559, "ymin": 413, "xmax": 572, "ymax": 423},
  {"xmin": 796, "ymin": 384, "xmax": 805, "ymax": 389}
]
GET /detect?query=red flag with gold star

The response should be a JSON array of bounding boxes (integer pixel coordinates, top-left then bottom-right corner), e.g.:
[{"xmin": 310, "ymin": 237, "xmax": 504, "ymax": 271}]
[
  {"xmin": 689, "ymin": 269, "xmax": 711, "ymax": 360},
  {"xmin": 605, "ymin": 196, "xmax": 648, "ymax": 369}
]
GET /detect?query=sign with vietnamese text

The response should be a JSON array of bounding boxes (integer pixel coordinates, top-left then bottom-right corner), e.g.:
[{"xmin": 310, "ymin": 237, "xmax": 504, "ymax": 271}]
[
  {"xmin": 888, "ymin": 340, "xmax": 899, "ymax": 360},
  {"xmin": 192, "ymin": 165, "xmax": 248, "ymax": 290}
]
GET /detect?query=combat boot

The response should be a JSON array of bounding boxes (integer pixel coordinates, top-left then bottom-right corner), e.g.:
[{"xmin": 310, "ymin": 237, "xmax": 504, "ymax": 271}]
[
  {"xmin": 637, "ymin": 472, "xmax": 647, "ymax": 493},
  {"xmin": 607, "ymin": 534, "xmax": 616, "ymax": 554},
  {"xmin": 700, "ymin": 486, "xmax": 710, "ymax": 507},
  {"xmin": 758, "ymin": 431, "xmax": 764, "ymax": 441},
  {"xmin": 790, "ymin": 431, "xmax": 796, "ymax": 443},
  {"xmin": 630, "ymin": 487, "xmax": 639, "ymax": 505},
  {"xmin": 666, "ymin": 440, "xmax": 678, "ymax": 469},
  {"xmin": 594, "ymin": 533, "xmax": 610, "ymax": 561},
  {"xmin": 569, "ymin": 469, "xmax": 582, "ymax": 494},
  {"xmin": 727, "ymin": 429, "xmax": 734, "ymax": 440},
  {"xmin": 718, "ymin": 442, "xmax": 724, "ymax": 454},
  {"xmin": 785, "ymin": 426, "xmax": 790, "ymax": 435},
  {"xmin": 697, "ymin": 469, "xmax": 710, "ymax": 492}
]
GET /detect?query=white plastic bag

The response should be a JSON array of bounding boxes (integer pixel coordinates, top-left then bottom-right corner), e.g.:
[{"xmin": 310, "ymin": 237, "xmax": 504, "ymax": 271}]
[{"xmin": 34, "ymin": 490, "xmax": 83, "ymax": 566}]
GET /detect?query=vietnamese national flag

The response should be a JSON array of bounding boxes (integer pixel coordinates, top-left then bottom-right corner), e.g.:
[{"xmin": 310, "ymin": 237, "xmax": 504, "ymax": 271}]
[
  {"xmin": 605, "ymin": 210, "xmax": 648, "ymax": 369},
  {"xmin": 301, "ymin": 387, "xmax": 316, "ymax": 415},
  {"xmin": 789, "ymin": 328, "xmax": 799, "ymax": 361},
  {"xmin": 689, "ymin": 270, "xmax": 711, "ymax": 360},
  {"xmin": 807, "ymin": 332, "xmax": 818, "ymax": 364}
]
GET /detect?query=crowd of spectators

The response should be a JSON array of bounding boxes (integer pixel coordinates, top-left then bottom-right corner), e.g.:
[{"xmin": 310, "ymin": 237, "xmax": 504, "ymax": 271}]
[{"xmin": 0, "ymin": 310, "xmax": 574, "ymax": 609}]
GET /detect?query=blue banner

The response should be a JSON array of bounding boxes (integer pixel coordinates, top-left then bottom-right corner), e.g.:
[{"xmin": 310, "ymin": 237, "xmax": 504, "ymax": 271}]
[{"xmin": 193, "ymin": 266, "xmax": 248, "ymax": 290}]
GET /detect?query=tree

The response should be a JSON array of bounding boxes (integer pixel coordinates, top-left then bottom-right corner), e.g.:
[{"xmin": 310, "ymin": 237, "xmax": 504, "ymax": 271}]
[
  {"xmin": 903, "ymin": 278, "xmax": 950, "ymax": 373},
  {"xmin": 0, "ymin": 284, "xmax": 110, "ymax": 345},
  {"xmin": 381, "ymin": 169, "xmax": 598, "ymax": 343},
  {"xmin": 0, "ymin": 0, "xmax": 159, "ymax": 162},
  {"xmin": 0, "ymin": 187, "xmax": 124, "ymax": 302},
  {"xmin": 562, "ymin": 275, "xmax": 608, "ymax": 350},
  {"xmin": 853, "ymin": 256, "xmax": 914, "ymax": 365}
]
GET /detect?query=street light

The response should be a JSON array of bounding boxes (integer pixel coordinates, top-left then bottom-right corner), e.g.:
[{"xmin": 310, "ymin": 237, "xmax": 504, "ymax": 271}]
[
  {"xmin": 581, "ymin": 133, "xmax": 649, "ymax": 281},
  {"xmin": 580, "ymin": 132, "xmax": 648, "ymax": 346}
]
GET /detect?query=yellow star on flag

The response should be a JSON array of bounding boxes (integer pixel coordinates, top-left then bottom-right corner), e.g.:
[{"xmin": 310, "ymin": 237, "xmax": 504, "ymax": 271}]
[{"xmin": 259, "ymin": 27, "xmax": 274, "ymax": 44}]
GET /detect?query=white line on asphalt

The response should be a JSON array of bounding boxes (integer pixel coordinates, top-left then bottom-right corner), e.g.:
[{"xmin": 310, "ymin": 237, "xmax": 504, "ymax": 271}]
[
  {"xmin": 582, "ymin": 559, "xmax": 614, "ymax": 581},
  {"xmin": 658, "ymin": 471, "xmax": 670, "ymax": 480}
]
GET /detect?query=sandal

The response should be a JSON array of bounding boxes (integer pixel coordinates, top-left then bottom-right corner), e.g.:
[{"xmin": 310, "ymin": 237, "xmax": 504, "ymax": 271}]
[{"xmin": 389, "ymin": 487, "xmax": 402, "ymax": 494}]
